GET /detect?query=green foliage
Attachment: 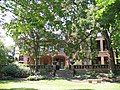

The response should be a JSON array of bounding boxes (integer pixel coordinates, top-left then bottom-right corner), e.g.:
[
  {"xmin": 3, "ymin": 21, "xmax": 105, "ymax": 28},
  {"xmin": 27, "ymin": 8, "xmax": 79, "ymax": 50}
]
[
  {"xmin": 1, "ymin": 64, "xmax": 18, "ymax": 77},
  {"xmin": 0, "ymin": 76, "xmax": 14, "ymax": 80},
  {"xmin": 0, "ymin": 41, "xmax": 15, "ymax": 77},
  {"xmin": 95, "ymin": 0, "xmax": 120, "ymax": 73},
  {"xmin": 0, "ymin": 41, "xmax": 13, "ymax": 65},
  {"xmin": 1, "ymin": 64, "xmax": 30, "ymax": 78},
  {"xmin": 0, "ymin": 48, "xmax": 7, "ymax": 64},
  {"xmin": 96, "ymin": 0, "xmax": 120, "ymax": 49},
  {"xmin": 75, "ymin": 70, "xmax": 99, "ymax": 79},
  {"xmin": 87, "ymin": 71, "xmax": 99, "ymax": 79},
  {"xmin": 108, "ymin": 70, "xmax": 115, "ymax": 79},
  {"xmin": 0, "ymin": 0, "xmax": 99, "ymax": 61},
  {"xmin": 1, "ymin": 0, "xmax": 120, "ymax": 72}
]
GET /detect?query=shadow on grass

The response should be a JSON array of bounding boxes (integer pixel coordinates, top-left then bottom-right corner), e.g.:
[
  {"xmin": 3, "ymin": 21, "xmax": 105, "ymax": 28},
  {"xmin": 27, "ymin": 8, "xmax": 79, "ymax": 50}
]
[
  {"xmin": 0, "ymin": 89, "xmax": 94, "ymax": 90},
  {"xmin": 102, "ymin": 78, "xmax": 120, "ymax": 83},
  {"xmin": 46, "ymin": 77, "xmax": 72, "ymax": 81},
  {"xmin": 0, "ymin": 88, "xmax": 37, "ymax": 90},
  {"xmin": 0, "ymin": 79, "xmax": 23, "ymax": 84},
  {"xmin": 69, "ymin": 89, "xmax": 95, "ymax": 90}
]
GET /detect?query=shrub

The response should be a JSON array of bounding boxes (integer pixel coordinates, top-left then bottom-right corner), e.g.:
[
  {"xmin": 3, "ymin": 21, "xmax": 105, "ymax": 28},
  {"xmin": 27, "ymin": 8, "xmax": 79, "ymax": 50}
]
[
  {"xmin": 108, "ymin": 70, "xmax": 115, "ymax": 79},
  {"xmin": 0, "ymin": 76, "xmax": 14, "ymax": 80},
  {"xmin": 16, "ymin": 64, "xmax": 30, "ymax": 78},
  {"xmin": 39, "ymin": 69, "xmax": 47, "ymax": 75},
  {"xmin": 114, "ymin": 71, "xmax": 120, "ymax": 76},
  {"xmin": 87, "ymin": 71, "xmax": 98, "ymax": 79},
  {"xmin": 1, "ymin": 64, "xmax": 30, "ymax": 78},
  {"xmin": 1, "ymin": 64, "xmax": 19, "ymax": 77}
]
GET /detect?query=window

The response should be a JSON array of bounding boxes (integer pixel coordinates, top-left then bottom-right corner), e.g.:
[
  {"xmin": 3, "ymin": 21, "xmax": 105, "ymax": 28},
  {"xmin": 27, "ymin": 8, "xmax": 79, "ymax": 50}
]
[
  {"xmin": 92, "ymin": 57, "xmax": 101, "ymax": 65},
  {"xmin": 104, "ymin": 57, "xmax": 109, "ymax": 64},
  {"xmin": 97, "ymin": 40, "xmax": 100, "ymax": 51},
  {"xmin": 103, "ymin": 40, "xmax": 108, "ymax": 51}
]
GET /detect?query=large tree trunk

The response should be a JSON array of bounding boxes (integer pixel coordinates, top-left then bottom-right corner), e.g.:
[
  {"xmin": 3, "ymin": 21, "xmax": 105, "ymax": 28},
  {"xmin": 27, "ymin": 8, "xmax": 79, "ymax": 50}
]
[
  {"xmin": 35, "ymin": 57, "xmax": 39, "ymax": 73},
  {"xmin": 103, "ymin": 30, "xmax": 116, "ymax": 73},
  {"xmin": 34, "ymin": 44, "xmax": 40, "ymax": 73},
  {"xmin": 115, "ymin": 49, "xmax": 119, "ymax": 64},
  {"xmin": 33, "ymin": 32, "xmax": 40, "ymax": 73}
]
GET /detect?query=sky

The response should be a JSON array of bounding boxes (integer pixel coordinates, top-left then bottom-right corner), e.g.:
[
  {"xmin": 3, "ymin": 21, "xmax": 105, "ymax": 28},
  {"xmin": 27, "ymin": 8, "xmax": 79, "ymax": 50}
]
[
  {"xmin": 0, "ymin": 0, "xmax": 16, "ymax": 47},
  {"xmin": 0, "ymin": 11, "xmax": 15, "ymax": 47},
  {"xmin": 0, "ymin": 27, "xmax": 15, "ymax": 47}
]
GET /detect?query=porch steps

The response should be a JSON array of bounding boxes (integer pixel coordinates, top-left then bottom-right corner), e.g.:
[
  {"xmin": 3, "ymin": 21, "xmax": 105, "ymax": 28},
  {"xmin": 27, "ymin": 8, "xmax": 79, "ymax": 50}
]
[{"xmin": 46, "ymin": 69, "xmax": 73, "ymax": 78}]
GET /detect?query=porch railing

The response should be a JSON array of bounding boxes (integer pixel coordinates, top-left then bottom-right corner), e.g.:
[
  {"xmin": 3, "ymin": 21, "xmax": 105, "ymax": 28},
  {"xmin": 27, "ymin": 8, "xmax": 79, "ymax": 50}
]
[
  {"xmin": 28, "ymin": 64, "xmax": 120, "ymax": 71},
  {"xmin": 28, "ymin": 64, "xmax": 53, "ymax": 69},
  {"xmin": 74, "ymin": 64, "xmax": 120, "ymax": 71},
  {"xmin": 74, "ymin": 65, "xmax": 109, "ymax": 70}
]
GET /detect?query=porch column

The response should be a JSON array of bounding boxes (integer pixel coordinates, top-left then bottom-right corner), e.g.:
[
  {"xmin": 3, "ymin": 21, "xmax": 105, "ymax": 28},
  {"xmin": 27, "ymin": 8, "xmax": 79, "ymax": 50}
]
[
  {"xmin": 100, "ymin": 39, "xmax": 103, "ymax": 51},
  {"xmin": 101, "ymin": 57, "xmax": 104, "ymax": 65},
  {"xmin": 89, "ymin": 60, "xmax": 92, "ymax": 65}
]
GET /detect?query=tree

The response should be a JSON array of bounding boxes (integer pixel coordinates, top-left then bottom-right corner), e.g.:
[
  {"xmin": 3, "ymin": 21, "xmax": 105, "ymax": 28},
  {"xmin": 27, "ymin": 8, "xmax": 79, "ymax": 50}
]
[
  {"xmin": 50, "ymin": 0, "xmax": 99, "ymax": 61},
  {"xmin": 96, "ymin": 0, "xmax": 120, "ymax": 73},
  {"xmin": 0, "ymin": 0, "xmax": 100, "ymax": 66},
  {"xmin": 0, "ymin": 40, "xmax": 14, "ymax": 73},
  {"xmin": 2, "ymin": 0, "xmax": 119, "ymax": 74},
  {"xmin": 0, "ymin": 0, "xmax": 65, "ymax": 72}
]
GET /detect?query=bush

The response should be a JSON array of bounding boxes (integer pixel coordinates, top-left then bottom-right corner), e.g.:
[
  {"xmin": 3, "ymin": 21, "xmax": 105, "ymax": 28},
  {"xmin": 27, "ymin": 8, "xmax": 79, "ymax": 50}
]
[
  {"xmin": 114, "ymin": 71, "xmax": 120, "ymax": 76},
  {"xmin": 1, "ymin": 64, "xmax": 30, "ymax": 78},
  {"xmin": 0, "ymin": 76, "xmax": 14, "ymax": 80},
  {"xmin": 39, "ymin": 69, "xmax": 47, "ymax": 75},
  {"xmin": 16, "ymin": 64, "xmax": 30, "ymax": 78},
  {"xmin": 87, "ymin": 71, "xmax": 98, "ymax": 79},
  {"xmin": 1, "ymin": 64, "xmax": 19, "ymax": 77},
  {"xmin": 108, "ymin": 70, "xmax": 115, "ymax": 79}
]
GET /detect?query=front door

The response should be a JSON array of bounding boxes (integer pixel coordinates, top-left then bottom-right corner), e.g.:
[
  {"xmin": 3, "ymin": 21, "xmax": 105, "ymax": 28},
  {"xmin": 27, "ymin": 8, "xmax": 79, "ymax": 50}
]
[
  {"xmin": 59, "ymin": 61, "xmax": 64, "ymax": 69},
  {"xmin": 55, "ymin": 59, "xmax": 65, "ymax": 69},
  {"xmin": 58, "ymin": 59, "xmax": 65, "ymax": 69}
]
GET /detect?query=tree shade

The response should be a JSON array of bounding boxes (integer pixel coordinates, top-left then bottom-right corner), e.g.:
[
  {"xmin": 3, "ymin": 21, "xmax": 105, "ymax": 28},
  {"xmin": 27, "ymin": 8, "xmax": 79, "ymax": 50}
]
[{"xmin": 0, "ymin": 0, "xmax": 120, "ymax": 73}]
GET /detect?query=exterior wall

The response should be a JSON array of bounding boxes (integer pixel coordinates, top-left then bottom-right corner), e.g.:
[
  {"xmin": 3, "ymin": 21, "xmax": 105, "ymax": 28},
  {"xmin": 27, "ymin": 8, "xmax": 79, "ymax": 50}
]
[
  {"xmin": 27, "ymin": 56, "xmax": 35, "ymax": 65},
  {"xmin": 53, "ymin": 51, "xmax": 68, "ymax": 68},
  {"xmin": 80, "ymin": 35, "xmax": 116, "ymax": 65},
  {"xmin": 96, "ymin": 36, "xmax": 109, "ymax": 65},
  {"xmin": 96, "ymin": 36, "xmax": 117, "ymax": 65},
  {"xmin": 40, "ymin": 54, "xmax": 52, "ymax": 65},
  {"xmin": 18, "ymin": 35, "xmax": 117, "ymax": 66},
  {"xmin": 18, "ymin": 55, "xmax": 35, "ymax": 64},
  {"xmin": 18, "ymin": 52, "xmax": 68, "ymax": 68}
]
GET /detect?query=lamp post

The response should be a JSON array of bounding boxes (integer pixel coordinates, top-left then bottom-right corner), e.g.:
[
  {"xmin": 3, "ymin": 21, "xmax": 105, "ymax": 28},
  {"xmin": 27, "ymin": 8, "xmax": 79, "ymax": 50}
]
[
  {"xmin": 70, "ymin": 60, "xmax": 75, "ymax": 77},
  {"xmin": 53, "ymin": 61, "xmax": 57, "ymax": 77}
]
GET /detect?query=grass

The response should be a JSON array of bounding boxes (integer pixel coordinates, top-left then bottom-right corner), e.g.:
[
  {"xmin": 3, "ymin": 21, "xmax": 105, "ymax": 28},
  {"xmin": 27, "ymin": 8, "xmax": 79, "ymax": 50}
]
[{"xmin": 0, "ymin": 79, "xmax": 120, "ymax": 90}]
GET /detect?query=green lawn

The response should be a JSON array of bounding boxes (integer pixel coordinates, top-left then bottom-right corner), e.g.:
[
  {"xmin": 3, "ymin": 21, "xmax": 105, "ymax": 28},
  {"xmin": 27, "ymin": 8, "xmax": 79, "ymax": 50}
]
[{"xmin": 0, "ymin": 79, "xmax": 120, "ymax": 90}]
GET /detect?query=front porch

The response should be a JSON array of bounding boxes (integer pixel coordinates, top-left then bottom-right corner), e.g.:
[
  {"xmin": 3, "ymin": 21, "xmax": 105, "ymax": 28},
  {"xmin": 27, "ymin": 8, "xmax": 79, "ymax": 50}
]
[{"xmin": 28, "ymin": 64, "xmax": 120, "ymax": 73}]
